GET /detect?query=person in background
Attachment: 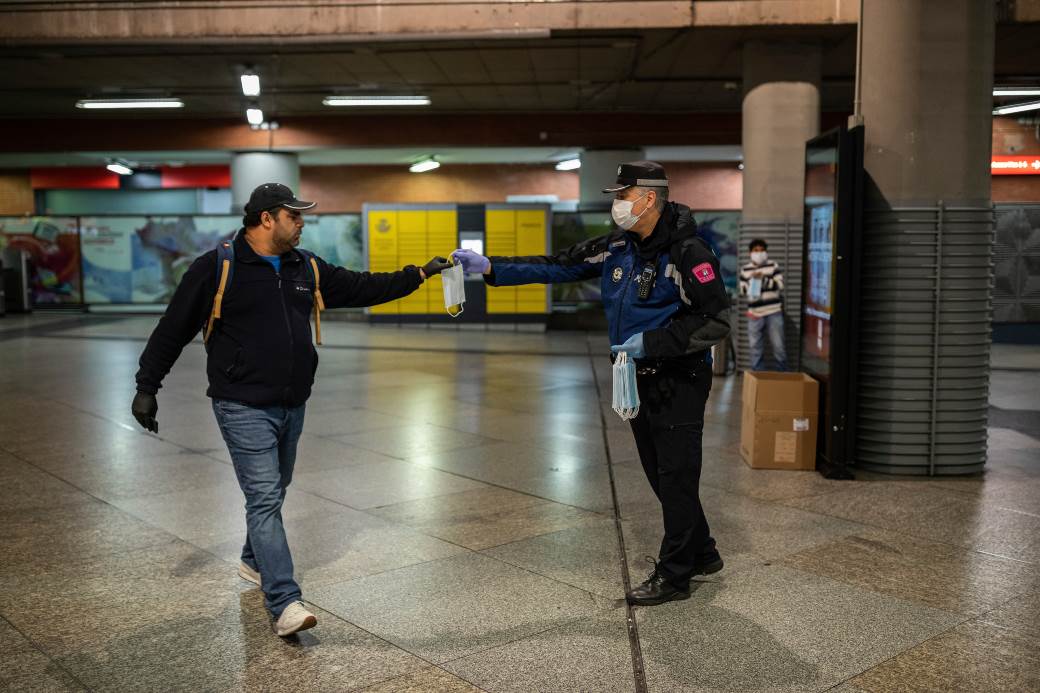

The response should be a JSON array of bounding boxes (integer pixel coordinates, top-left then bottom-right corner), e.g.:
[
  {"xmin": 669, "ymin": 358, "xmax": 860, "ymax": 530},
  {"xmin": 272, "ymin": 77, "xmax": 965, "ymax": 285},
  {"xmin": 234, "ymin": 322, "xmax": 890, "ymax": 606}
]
[{"xmin": 739, "ymin": 238, "xmax": 787, "ymax": 372}]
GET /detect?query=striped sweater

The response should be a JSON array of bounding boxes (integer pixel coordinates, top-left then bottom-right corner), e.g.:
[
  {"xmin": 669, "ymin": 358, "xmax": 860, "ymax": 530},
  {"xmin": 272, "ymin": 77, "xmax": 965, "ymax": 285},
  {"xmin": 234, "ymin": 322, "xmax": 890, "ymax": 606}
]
[{"xmin": 739, "ymin": 260, "xmax": 784, "ymax": 318}]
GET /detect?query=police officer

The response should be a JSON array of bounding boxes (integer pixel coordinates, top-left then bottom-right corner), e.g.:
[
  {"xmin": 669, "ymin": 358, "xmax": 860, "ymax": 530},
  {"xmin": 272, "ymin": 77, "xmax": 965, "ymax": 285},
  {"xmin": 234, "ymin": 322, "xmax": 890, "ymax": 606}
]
[
  {"xmin": 131, "ymin": 183, "xmax": 452, "ymax": 635},
  {"xmin": 451, "ymin": 162, "xmax": 731, "ymax": 605}
]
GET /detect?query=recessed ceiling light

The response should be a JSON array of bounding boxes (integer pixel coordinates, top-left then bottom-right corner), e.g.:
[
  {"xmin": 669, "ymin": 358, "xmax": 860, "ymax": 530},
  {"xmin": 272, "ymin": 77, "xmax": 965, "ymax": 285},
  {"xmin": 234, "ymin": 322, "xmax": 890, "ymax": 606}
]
[
  {"xmin": 993, "ymin": 87, "xmax": 1040, "ymax": 97},
  {"xmin": 993, "ymin": 100, "xmax": 1040, "ymax": 115},
  {"xmin": 76, "ymin": 98, "xmax": 184, "ymax": 109},
  {"xmin": 240, "ymin": 73, "xmax": 261, "ymax": 97},
  {"xmin": 554, "ymin": 159, "xmax": 581, "ymax": 171},
  {"xmin": 323, "ymin": 95, "xmax": 431, "ymax": 107},
  {"xmin": 246, "ymin": 108, "xmax": 264, "ymax": 125},
  {"xmin": 409, "ymin": 158, "xmax": 440, "ymax": 173}
]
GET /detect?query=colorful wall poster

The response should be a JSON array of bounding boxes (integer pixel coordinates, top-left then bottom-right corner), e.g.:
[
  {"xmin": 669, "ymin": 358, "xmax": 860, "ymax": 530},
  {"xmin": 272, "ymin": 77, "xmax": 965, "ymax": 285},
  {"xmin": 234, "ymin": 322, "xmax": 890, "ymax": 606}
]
[{"xmin": 0, "ymin": 216, "xmax": 82, "ymax": 305}]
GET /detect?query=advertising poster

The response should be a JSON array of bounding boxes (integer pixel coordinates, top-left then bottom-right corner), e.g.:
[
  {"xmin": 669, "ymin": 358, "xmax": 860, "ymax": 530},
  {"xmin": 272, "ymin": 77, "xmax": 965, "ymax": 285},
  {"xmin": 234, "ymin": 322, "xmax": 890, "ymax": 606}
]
[
  {"xmin": 551, "ymin": 212, "xmax": 613, "ymax": 306},
  {"xmin": 297, "ymin": 214, "xmax": 363, "ymax": 271},
  {"xmin": 80, "ymin": 217, "xmax": 135, "ymax": 303},
  {"xmin": 0, "ymin": 216, "xmax": 82, "ymax": 305},
  {"xmin": 80, "ymin": 214, "xmax": 362, "ymax": 304},
  {"xmin": 133, "ymin": 216, "xmax": 238, "ymax": 302}
]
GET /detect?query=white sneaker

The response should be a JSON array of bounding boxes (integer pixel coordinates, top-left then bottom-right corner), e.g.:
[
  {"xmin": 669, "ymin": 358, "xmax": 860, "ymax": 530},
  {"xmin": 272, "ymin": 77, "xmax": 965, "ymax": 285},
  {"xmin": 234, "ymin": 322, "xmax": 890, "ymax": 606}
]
[
  {"xmin": 274, "ymin": 601, "xmax": 317, "ymax": 637},
  {"xmin": 238, "ymin": 562, "xmax": 261, "ymax": 586}
]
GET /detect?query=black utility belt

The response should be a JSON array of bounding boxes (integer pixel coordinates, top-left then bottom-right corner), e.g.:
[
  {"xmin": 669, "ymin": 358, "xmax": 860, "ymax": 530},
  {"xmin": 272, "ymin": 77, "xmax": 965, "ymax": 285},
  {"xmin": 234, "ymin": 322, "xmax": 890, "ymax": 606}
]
[{"xmin": 634, "ymin": 355, "xmax": 709, "ymax": 377}]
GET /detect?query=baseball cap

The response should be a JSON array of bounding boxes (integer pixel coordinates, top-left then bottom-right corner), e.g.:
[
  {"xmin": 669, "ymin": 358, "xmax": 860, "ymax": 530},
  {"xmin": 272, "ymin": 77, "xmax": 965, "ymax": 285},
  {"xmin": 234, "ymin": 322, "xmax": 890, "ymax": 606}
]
[
  {"xmin": 244, "ymin": 183, "xmax": 316, "ymax": 214},
  {"xmin": 602, "ymin": 161, "xmax": 669, "ymax": 193}
]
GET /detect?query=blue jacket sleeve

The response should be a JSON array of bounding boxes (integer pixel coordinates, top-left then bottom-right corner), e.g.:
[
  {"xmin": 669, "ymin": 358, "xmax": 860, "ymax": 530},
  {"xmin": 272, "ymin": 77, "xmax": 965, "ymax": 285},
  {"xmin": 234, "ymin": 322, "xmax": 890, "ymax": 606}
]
[{"xmin": 485, "ymin": 234, "xmax": 614, "ymax": 286}]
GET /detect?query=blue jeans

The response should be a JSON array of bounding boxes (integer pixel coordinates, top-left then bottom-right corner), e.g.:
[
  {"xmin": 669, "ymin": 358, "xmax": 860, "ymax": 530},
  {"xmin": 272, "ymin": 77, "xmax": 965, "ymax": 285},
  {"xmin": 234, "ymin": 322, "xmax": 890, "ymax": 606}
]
[
  {"xmin": 212, "ymin": 399, "xmax": 306, "ymax": 618},
  {"xmin": 748, "ymin": 311, "xmax": 788, "ymax": 371}
]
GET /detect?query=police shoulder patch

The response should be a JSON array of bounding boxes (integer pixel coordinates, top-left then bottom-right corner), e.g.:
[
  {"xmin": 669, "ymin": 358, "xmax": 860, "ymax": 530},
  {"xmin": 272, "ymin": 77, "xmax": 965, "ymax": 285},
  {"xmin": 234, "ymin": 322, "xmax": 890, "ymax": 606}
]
[{"xmin": 692, "ymin": 262, "xmax": 716, "ymax": 284}]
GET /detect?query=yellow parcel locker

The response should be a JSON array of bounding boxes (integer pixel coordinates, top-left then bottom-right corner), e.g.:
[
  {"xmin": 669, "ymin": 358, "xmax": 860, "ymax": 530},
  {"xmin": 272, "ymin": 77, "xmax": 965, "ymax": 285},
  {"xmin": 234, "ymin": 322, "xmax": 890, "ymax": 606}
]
[
  {"xmin": 515, "ymin": 209, "xmax": 548, "ymax": 313},
  {"xmin": 485, "ymin": 209, "xmax": 517, "ymax": 313},
  {"xmin": 396, "ymin": 210, "xmax": 428, "ymax": 314},
  {"xmin": 367, "ymin": 209, "xmax": 399, "ymax": 314},
  {"xmin": 426, "ymin": 209, "xmax": 458, "ymax": 313}
]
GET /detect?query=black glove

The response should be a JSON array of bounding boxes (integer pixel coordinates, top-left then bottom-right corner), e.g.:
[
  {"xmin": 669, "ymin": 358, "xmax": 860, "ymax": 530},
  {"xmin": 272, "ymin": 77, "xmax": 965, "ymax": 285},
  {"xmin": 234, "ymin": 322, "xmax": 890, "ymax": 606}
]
[
  {"xmin": 421, "ymin": 257, "xmax": 453, "ymax": 278},
  {"xmin": 132, "ymin": 391, "xmax": 159, "ymax": 433}
]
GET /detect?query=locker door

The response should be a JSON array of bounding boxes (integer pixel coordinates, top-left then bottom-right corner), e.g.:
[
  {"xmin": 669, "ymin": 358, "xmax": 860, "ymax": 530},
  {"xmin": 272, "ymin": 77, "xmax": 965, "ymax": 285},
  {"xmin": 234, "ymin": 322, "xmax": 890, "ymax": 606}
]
[
  {"xmin": 396, "ymin": 210, "xmax": 428, "ymax": 314},
  {"xmin": 367, "ymin": 209, "xmax": 399, "ymax": 315},
  {"xmin": 515, "ymin": 209, "xmax": 548, "ymax": 313},
  {"xmin": 485, "ymin": 209, "xmax": 517, "ymax": 314},
  {"xmin": 426, "ymin": 208, "xmax": 458, "ymax": 313}
]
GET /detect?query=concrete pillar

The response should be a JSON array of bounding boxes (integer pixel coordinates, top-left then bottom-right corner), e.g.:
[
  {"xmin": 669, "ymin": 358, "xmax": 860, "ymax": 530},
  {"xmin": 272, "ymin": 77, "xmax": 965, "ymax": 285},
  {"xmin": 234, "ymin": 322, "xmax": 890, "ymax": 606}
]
[
  {"xmin": 578, "ymin": 149, "xmax": 644, "ymax": 210},
  {"xmin": 855, "ymin": 0, "xmax": 995, "ymax": 475},
  {"xmin": 737, "ymin": 42, "xmax": 821, "ymax": 371},
  {"xmin": 231, "ymin": 152, "xmax": 301, "ymax": 213}
]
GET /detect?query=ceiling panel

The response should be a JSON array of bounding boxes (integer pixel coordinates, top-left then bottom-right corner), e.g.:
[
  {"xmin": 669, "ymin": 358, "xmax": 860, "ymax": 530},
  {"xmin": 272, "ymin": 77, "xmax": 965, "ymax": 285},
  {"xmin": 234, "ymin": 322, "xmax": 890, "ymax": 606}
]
[{"xmin": 1, "ymin": 23, "xmax": 1028, "ymax": 118}]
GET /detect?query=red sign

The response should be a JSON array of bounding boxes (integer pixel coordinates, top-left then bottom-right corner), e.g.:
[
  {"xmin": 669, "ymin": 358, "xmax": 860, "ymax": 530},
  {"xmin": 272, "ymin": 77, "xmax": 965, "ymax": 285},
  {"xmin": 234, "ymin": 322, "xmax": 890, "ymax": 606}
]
[
  {"xmin": 30, "ymin": 167, "xmax": 120, "ymax": 189},
  {"xmin": 160, "ymin": 165, "xmax": 231, "ymax": 189},
  {"xmin": 992, "ymin": 155, "xmax": 1040, "ymax": 175}
]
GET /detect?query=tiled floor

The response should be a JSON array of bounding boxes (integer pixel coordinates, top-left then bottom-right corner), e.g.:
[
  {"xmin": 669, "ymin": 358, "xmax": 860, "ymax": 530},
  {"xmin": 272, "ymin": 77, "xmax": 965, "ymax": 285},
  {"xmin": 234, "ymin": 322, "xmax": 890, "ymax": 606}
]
[{"xmin": 0, "ymin": 314, "xmax": 1037, "ymax": 692}]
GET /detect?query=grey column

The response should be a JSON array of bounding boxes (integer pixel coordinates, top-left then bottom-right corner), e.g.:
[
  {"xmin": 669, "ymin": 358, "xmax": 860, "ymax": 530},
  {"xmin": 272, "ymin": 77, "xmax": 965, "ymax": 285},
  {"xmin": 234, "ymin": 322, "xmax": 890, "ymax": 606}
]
[
  {"xmin": 578, "ymin": 149, "xmax": 644, "ymax": 210},
  {"xmin": 855, "ymin": 0, "xmax": 994, "ymax": 475},
  {"xmin": 738, "ymin": 42, "xmax": 821, "ymax": 371},
  {"xmin": 230, "ymin": 152, "xmax": 301, "ymax": 213}
]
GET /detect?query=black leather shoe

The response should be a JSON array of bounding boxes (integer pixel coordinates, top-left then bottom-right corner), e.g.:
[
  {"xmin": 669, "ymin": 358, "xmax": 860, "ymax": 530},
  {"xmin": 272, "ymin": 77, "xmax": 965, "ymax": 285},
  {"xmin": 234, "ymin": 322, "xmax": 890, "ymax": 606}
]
[
  {"xmin": 694, "ymin": 553, "xmax": 724, "ymax": 576},
  {"xmin": 626, "ymin": 558, "xmax": 690, "ymax": 606}
]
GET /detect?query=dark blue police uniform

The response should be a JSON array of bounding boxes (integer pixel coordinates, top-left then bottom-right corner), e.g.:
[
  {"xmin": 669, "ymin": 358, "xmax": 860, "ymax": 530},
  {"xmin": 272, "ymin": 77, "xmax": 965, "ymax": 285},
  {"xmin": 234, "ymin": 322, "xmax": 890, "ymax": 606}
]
[{"xmin": 487, "ymin": 196, "xmax": 732, "ymax": 594}]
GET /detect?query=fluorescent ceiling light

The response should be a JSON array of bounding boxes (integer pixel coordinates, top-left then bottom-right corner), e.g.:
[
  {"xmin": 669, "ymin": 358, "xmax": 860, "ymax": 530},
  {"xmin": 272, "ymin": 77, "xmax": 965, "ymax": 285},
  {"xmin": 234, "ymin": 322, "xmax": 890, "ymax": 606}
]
[
  {"xmin": 409, "ymin": 158, "xmax": 440, "ymax": 173},
  {"xmin": 993, "ymin": 100, "xmax": 1040, "ymax": 115},
  {"xmin": 993, "ymin": 88, "xmax": 1040, "ymax": 97},
  {"xmin": 246, "ymin": 108, "xmax": 264, "ymax": 125},
  {"xmin": 240, "ymin": 73, "xmax": 261, "ymax": 97},
  {"xmin": 324, "ymin": 95, "xmax": 431, "ymax": 107},
  {"xmin": 555, "ymin": 158, "xmax": 581, "ymax": 171},
  {"xmin": 106, "ymin": 162, "xmax": 132, "ymax": 175},
  {"xmin": 76, "ymin": 98, "xmax": 184, "ymax": 109}
]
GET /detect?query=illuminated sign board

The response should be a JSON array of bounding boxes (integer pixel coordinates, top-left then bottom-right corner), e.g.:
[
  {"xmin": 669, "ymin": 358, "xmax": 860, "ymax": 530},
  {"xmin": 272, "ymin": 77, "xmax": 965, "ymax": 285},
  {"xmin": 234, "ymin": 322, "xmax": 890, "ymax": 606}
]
[{"xmin": 991, "ymin": 156, "xmax": 1040, "ymax": 174}]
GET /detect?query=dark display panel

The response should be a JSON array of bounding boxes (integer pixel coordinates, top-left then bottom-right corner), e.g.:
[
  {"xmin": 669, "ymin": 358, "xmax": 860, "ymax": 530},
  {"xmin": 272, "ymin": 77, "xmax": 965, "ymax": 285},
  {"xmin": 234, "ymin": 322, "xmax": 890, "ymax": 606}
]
[{"xmin": 801, "ymin": 126, "xmax": 864, "ymax": 477}]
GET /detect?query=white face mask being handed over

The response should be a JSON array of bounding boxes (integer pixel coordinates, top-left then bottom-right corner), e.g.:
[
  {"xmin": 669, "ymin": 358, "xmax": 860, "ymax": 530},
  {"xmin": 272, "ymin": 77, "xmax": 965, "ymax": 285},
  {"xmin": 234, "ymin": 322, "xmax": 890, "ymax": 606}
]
[
  {"xmin": 441, "ymin": 261, "xmax": 466, "ymax": 317},
  {"xmin": 611, "ymin": 192, "xmax": 650, "ymax": 230},
  {"xmin": 750, "ymin": 251, "xmax": 768, "ymax": 265}
]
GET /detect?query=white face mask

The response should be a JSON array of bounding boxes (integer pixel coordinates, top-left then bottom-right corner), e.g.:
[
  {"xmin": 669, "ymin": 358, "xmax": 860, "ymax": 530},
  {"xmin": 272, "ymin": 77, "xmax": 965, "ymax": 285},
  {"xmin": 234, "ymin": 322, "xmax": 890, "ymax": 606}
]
[
  {"xmin": 750, "ymin": 251, "xmax": 768, "ymax": 265},
  {"xmin": 611, "ymin": 192, "xmax": 649, "ymax": 230},
  {"xmin": 441, "ymin": 262, "xmax": 465, "ymax": 317}
]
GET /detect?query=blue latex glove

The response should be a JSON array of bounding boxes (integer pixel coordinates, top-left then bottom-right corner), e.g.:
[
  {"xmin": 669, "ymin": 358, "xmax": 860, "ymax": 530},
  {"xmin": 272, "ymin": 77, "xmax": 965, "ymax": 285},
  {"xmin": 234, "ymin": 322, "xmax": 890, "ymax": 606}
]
[
  {"xmin": 610, "ymin": 332, "xmax": 645, "ymax": 360},
  {"xmin": 451, "ymin": 249, "xmax": 491, "ymax": 274}
]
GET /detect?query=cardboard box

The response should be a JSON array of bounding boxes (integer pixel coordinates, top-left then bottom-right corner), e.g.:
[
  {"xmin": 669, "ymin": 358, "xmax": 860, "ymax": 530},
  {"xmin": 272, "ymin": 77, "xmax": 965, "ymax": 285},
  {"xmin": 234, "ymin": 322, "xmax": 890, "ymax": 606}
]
[{"xmin": 740, "ymin": 372, "xmax": 820, "ymax": 470}]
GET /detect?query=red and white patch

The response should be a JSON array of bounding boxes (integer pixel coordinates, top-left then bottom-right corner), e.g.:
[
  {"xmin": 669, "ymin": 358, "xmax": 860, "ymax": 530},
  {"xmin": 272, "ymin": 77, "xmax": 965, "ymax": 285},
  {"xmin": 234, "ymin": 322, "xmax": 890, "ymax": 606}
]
[{"xmin": 692, "ymin": 262, "xmax": 716, "ymax": 284}]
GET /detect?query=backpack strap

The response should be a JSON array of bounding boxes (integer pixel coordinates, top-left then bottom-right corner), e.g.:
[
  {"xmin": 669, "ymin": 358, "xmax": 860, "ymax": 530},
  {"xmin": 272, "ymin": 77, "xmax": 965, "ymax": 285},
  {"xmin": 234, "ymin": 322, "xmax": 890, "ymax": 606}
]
[
  {"xmin": 295, "ymin": 249, "xmax": 325, "ymax": 346},
  {"xmin": 204, "ymin": 240, "xmax": 234, "ymax": 344}
]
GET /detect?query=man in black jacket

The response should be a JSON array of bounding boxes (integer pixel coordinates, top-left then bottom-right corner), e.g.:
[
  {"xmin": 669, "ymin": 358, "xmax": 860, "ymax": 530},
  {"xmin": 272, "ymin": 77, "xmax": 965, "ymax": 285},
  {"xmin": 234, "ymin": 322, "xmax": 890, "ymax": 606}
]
[
  {"xmin": 131, "ymin": 183, "xmax": 451, "ymax": 636},
  {"xmin": 452, "ymin": 161, "xmax": 732, "ymax": 606}
]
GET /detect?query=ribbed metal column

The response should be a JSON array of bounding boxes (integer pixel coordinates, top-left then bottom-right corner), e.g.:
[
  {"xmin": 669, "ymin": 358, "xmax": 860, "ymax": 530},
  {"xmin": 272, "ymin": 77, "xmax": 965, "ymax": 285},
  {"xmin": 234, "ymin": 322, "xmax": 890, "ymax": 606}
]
[
  {"xmin": 735, "ymin": 219, "xmax": 802, "ymax": 372},
  {"xmin": 855, "ymin": 203, "xmax": 994, "ymax": 475}
]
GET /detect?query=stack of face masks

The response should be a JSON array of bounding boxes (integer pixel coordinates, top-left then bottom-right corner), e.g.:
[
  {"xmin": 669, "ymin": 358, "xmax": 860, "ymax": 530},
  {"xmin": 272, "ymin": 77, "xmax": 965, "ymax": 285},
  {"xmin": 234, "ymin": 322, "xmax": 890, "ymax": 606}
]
[
  {"xmin": 748, "ymin": 276, "xmax": 762, "ymax": 300},
  {"xmin": 441, "ymin": 261, "xmax": 465, "ymax": 317},
  {"xmin": 612, "ymin": 351, "xmax": 640, "ymax": 420}
]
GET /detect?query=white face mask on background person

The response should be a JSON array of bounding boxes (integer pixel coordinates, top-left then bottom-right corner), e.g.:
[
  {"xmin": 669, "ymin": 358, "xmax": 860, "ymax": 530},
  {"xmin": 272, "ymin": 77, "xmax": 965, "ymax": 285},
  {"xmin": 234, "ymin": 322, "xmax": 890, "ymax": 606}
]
[
  {"xmin": 611, "ymin": 192, "xmax": 650, "ymax": 230},
  {"xmin": 750, "ymin": 251, "xmax": 768, "ymax": 265}
]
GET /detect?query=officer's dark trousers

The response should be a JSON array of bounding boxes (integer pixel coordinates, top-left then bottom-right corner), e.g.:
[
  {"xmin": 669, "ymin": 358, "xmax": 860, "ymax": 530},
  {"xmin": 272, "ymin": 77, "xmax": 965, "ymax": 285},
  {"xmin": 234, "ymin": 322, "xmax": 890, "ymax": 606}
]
[{"xmin": 629, "ymin": 360, "xmax": 717, "ymax": 588}]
